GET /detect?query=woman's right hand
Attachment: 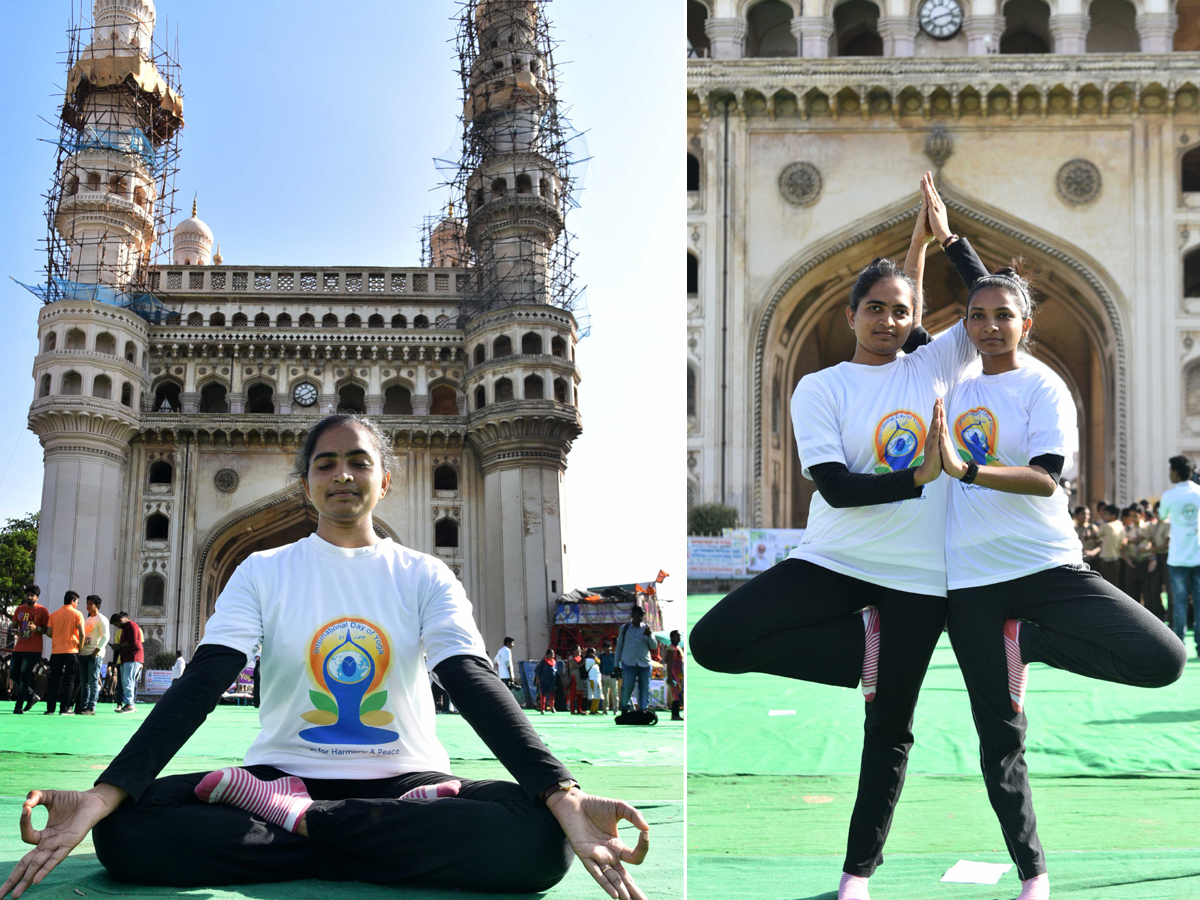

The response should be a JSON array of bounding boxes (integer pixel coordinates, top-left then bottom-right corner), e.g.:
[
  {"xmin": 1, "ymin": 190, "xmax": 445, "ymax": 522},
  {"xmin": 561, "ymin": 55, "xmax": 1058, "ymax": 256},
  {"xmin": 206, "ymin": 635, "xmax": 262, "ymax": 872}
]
[
  {"xmin": 1, "ymin": 784, "xmax": 126, "ymax": 899},
  {"xmin": 913, "ymin": 399, "xmax": 945, "ymax": 487},
  {"xmin": 921, "ymin": 171, "xmax": 953, "ymax": 244}
]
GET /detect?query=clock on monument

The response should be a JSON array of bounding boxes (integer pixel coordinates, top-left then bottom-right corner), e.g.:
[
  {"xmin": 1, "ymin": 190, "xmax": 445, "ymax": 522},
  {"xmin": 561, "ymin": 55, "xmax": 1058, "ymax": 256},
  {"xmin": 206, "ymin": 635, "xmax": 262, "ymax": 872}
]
[
  {"xmin": 918, "ymin": 0, "xmax": 963, "ymax": 39},
  {"xmin": 293, "ymin": 382, "xmax": 318, "ymax": 407}
]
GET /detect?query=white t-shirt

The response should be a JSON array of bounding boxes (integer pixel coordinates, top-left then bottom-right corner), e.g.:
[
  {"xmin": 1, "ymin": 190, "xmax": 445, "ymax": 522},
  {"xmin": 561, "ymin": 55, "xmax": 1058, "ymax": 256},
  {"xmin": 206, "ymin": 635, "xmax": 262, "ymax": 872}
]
[
  {"xmin": 1160, "ymin": 481, "xmax": 1200, "ymax": 567},
  {"xmin": 493, "ymin": 645, "xmax": 514, "ymax": 679},
  {"xmin": 788, "ymin": 322, "xmax": 977, "ymax": 596},
  {"xmin": 199, "ymin": 533, "xmax": 488, "ymax": 779},
  {"xmin": 945, "ymin": 357, "xmax": 1082, "ymax": 589},
  {"xmin": 171, "ymin": 657, "xmax": 186, "ymax": 679}
]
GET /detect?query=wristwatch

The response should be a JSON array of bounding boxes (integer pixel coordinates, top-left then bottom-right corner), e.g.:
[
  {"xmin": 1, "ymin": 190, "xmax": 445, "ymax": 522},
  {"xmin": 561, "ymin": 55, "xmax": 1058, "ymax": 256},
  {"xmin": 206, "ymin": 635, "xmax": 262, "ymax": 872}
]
[
  {"xmin": 961, "ymin": 459, "xmax": 979, "ymax": 485},
  {"xmin": 540, "ymin": 779, "xmax": 580, "ymax": 803}
]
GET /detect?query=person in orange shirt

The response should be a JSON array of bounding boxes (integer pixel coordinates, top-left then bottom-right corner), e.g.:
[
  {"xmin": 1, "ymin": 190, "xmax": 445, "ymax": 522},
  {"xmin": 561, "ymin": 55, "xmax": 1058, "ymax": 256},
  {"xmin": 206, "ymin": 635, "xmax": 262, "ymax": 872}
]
[{"xmin": 45, "ymin": 591, "xmax": 86, "ymax": 715}]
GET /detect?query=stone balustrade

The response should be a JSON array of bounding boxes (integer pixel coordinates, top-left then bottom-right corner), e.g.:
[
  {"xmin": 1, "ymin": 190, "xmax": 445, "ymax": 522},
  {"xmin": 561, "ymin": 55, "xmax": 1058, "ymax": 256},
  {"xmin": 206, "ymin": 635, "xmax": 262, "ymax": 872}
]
[{"xmin": 151, "ymin": 266, "xmax": 470, "ymax": 297}]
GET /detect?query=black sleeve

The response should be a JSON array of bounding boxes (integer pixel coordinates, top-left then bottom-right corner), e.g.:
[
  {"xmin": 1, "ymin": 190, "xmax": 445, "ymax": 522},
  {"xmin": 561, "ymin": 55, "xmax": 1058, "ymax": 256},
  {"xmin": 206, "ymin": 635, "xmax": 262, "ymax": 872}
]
[
  {"xmin": 96, "ymin": 644, "xmax": 248, "ymax": 802},
  {"xmin": 901, "ymin": 326, "xmax": 933, "ymax": 354},
  {"xmin": 1028, "ymin": 453, "xmax": 1064, "ymax": 481},
  {"xmin": 809, "ymin": 461, "xmax": 923, "ymax": 509},
  {"xmin": 435, "ymin": 654, "xmax": 574, "ymax": 803},
  {"xmin": 945, "ymin": 236, "xmax": 990, "ymax": 291}
]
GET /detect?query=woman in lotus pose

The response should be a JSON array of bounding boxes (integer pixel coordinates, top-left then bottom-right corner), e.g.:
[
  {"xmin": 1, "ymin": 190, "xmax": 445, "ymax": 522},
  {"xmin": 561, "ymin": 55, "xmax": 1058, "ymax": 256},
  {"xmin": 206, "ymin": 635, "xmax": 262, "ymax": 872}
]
[
  {"xmin": 2, "ymin": 415, "xmax": 649, "ymax": 900},
  {"xmin": 930, "ymin": 263, "xmax": 1186, "ymax": 900},
  {"xmin": 691, "ymin": 174, "xmax": 986, "ymax": 900}
]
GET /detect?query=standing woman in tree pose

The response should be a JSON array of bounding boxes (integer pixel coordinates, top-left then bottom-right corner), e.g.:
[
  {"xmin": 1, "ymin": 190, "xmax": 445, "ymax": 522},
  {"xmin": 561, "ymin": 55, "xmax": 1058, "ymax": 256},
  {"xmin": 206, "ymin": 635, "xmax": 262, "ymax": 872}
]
[
  {"xmin": 931, "ymin": 265, "xmax": 1186, "ymax": 900},
  {"xmin": 2, "ymin": 414, "xmax": 650, "ymax": 900},
  {"xmin": 691, "ymin": 174, "xmax": 985, "ymax": 900}
]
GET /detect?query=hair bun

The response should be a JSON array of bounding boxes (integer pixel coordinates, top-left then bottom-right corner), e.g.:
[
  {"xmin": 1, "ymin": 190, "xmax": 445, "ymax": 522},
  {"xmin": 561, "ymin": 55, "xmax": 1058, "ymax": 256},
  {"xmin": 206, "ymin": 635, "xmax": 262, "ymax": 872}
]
[{"xmin": 994, "ymin": 266, "xmax": 1018, "ymax": 278}]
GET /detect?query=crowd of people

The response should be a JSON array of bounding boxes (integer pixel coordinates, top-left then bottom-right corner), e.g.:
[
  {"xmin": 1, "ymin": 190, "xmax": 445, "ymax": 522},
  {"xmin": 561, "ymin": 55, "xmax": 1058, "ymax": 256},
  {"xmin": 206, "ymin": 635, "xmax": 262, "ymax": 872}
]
[{"xmin": 3, "ymin": 586, "xmax": 147, "ymax": 715}]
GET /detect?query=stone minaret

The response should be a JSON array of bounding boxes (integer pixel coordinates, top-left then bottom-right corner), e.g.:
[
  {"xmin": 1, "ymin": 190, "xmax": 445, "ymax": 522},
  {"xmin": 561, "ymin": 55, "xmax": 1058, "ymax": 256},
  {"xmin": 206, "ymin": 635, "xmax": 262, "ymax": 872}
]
[
  {"xmin": 28, "ymin": 0, "xmax": 179, "ymax": 605},
  {"xmin": 460, "ymin": 0, "xmax": 582, "ymax": 658}
]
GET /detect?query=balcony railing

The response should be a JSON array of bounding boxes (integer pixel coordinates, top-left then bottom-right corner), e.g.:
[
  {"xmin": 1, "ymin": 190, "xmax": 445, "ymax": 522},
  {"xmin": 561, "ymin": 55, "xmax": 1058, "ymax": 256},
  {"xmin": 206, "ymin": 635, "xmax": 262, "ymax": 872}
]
[{"xmin": 151, "ymin": 266, "xmax": 471, "ymax": 297}]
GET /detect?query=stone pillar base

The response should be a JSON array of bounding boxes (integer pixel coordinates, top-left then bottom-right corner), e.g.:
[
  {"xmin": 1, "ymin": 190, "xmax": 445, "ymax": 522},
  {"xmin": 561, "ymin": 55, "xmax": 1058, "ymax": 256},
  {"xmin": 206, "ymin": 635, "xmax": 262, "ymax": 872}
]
[
  {"xmin": 797, "ymin": 16, "xmax": 834, "ymax": 58},
  {"xmin": 963, "ymin": 14, "xmax": 1005, "ymax": 55},
  {"xmin": 1049, "ymin": 13, "xmax": 1089, "ymax": 54},
  {"xmin": 705, "ymin": 17, "xmax": 747, "ymax": 60},
  {"xmin": 1137, "ymin": 12, "xmax": 1177, "ymax": 53},
  {"xmin": 879, "ymin": 15, "xmax": 918, "ymax": 56}
]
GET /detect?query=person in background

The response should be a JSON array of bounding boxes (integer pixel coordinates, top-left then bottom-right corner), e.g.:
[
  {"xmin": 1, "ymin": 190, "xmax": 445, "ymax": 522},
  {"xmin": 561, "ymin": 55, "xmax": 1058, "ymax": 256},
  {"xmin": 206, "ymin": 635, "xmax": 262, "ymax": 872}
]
[
  {"xmin": 1160, "ymin": 455, "xmax": 1200, "ymax": 654},
  {"xmin": 171, "ymin": 651, "xmax": 186, "ymax": 682},
  {"xmin": 584, "ymin": 648, "xmax": 603, "ymax": 714},
  {"xmin": 1121, "ymin": 506, "xmax": 1161, "ymax": 619},
  {"xmin": 1073, "ymin": 506, "xmax": 1100, "ymax": 567},
  {"xmin": 77, "ymin": 595, "xmax": 109, "ymax": 715},
  {"xmin": 10, "ymin": 586, "xmax": 49, "ymax": 715},
  {"xmin": 45, "ymin": 592, "xmax": 86, "ymax": 716},
  {"xmin": 570, "ymin": 646, "xmax": 587, "ymax": 715},
  {"xmin": 108, "ymin": 614, "xmax": 123, "ymax": 710},
  {"xmin": 534, "ymin": 649, "xmax": 557, "ymax": 714},
  {"xmin": 252, "ymin": 654, "xmax": 261, "ymax": 709},
  {"xmin": 599, "ymin": 640, "xmax": 617, "ymax": 715},
  {"xmin": 1147, "ymin": 502, "xmax": 1170, "ymax": 616},
  {"xmin": 615, "ymin": 606, "xmax": 656, "ymax": 713},
  {"xmin": 493, "ymin": 637, "xmax": 517, "ymax": 689},
  {"xmin": 664, "ymin": 631, "xmax": 684, "ymax": 721},
  {"xmin": 112, "ymin": 611, "xmax": 144, "ymax": 713},
  {"xmin": 1095, "ymin": 504, "xmax": 1125, "ymax": 588}
]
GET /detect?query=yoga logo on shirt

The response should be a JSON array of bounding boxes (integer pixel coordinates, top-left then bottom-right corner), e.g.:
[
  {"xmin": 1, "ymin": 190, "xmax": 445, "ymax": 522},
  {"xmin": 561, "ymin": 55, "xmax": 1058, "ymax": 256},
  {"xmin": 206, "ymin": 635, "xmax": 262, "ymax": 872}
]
[
  {"xmin": 1182, "ymin": 503, "xmax": 1198, "ymax": 522},
  {"xmin": 299, "ymin": 617, "xmax": 399, "ymax": 746},
  {"xmin": 873, "ymin": 410, "xmax": 926, "ymax": 473},
  {"xmin": 953, "ymin": 407, "xmax": 1002, "ymax": 466}
]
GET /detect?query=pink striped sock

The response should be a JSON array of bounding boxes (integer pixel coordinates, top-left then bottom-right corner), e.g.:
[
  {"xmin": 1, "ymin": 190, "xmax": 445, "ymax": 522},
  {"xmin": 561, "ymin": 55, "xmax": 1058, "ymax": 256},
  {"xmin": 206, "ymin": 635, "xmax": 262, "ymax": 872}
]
[
  {"xmin": 195, "ymin": 767, "xmax": 313, "ymax": 833},
  {"xmin": 398, "ymin": 779, "xmax": 461, "ymax": 801},
  {"xmin": 839, "ymin": 872, "xmax": 871, "ymax": 900},
  {"xmin": 1004, "ymin": 619, "xmax": 1029, "ymax": 714},
  {"xmin": 861, "ymin": 607, "xmax": 880, "ymax": 703},
  {"xmin": 1016, "ymin": 872, "xmax": 1049, "ymax": 900}
]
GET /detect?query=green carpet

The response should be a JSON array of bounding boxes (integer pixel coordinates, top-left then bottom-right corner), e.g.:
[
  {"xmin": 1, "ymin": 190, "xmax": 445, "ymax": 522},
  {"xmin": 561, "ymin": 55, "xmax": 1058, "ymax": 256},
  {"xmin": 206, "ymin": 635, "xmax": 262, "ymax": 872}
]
[
  {"xmin": 687, "ymin": 592, "xmax": 1200, "ymax": 898},
  {"xmin": 0, "ymin": 707, "xmax": 682, "ymax": 899}
]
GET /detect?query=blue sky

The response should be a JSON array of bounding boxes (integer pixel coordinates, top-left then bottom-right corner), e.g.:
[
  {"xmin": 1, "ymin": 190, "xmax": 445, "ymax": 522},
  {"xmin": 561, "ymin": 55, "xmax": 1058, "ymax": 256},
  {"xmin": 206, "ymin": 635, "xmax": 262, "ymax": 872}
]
[{"xmin": 0, "ymin": 1, "xmax": 685, "ymax": 625}]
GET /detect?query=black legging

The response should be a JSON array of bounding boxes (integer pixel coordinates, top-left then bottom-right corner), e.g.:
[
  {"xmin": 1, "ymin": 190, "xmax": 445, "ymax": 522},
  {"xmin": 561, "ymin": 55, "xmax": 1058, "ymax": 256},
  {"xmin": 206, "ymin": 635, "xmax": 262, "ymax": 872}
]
[
  {"xmin": 948, "ymin": 563, "xmax": 1187, "ymax": 880},
  {"xmin": 93, "ymin": 766, "xmax": 573, "ymax": 892},
  {"xmin": 690, "ymin": 558, "xmax": 948, "ymax": 877}
]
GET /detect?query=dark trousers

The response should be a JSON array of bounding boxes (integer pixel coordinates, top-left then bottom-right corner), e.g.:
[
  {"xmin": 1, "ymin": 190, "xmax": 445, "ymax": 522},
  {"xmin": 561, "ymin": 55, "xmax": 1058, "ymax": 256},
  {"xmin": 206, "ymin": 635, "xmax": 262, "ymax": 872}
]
[
  {"xmin": 948, "ymin": 564, "xmax": 1186, "ymax": 880},
  {"xmin": 690, "ymin": 558, "xmax": 948, "ymax": 877},
  {"xmin": 93, "ymin": 766, "xmax": 572, "ymax": 892},
  {"xmin": 1095, "ymin": 557, "xmax": 1121, "ymax": 588},
  {"xmin": 1124, "ymin": 558, "xmax": 1164, "ymax": 620},
  {"xmin": 11, "ymin": 652, "xmax": 40, "ymax": 711},
  {"xmin": 46, "ymin": 653, "xmax": 79, "ymax": 713}
]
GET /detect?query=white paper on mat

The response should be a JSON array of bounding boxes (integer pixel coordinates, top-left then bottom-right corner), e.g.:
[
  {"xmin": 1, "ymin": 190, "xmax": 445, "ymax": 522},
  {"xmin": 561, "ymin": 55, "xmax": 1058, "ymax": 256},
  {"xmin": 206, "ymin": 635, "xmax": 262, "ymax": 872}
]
[
  {"xmin": 940, "ymin": 860, "xmax": 1013, "ymax": 884},
  {"xmin": 767, "ymin": 709, "xmax": 796, "ymax": 716}
]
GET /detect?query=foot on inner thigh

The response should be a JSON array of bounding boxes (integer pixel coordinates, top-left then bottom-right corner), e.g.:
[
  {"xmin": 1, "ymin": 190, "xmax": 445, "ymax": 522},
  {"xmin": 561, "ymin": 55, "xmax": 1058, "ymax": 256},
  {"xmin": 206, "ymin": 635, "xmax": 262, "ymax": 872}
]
[
  {"xmin": 195, "ymin": 767, "xmax": 313, "ymax": 834},
  {"xmin": 1015, "ymin": 872, "xmax": 1049, "ymax": 900},
  {"xmin": 398, "ymin": 779, "xmax": 462, "ymax": 801},
  {"xmin": 861, "ymin": 607, "xmax": 880, "ymax": 703},
  {"xmin": 839, "ymin": 872, "xmax": 871, "ymax": 900},
  {"xmin": 1004, "ymin": 619, "xmax": 1029, "ymax": 714}
]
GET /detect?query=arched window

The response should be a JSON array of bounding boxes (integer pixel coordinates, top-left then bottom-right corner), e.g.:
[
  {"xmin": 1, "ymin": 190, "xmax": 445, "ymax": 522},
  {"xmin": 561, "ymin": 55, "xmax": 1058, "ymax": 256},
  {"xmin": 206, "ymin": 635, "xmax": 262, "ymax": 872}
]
[
  {"xmin": 474, "ymin": 345, "xmax": 486, "ymax": 365},
  {"xmin": 199, "ymin": 382, "xmax": 229, "ymax": 413},
  {"xmin": 65, "ymin": 328, "xmax": 86, "ymax": 350},
  {"xmin": 1187, "ymin": 361, "xmax": 1200, "ymax": 416},
  {"xmin": 95, "ymin": 332, "xmax": 116, "ymax": 355},
  {"xmin": 516, "ymin": 173, "xmax": 533, "ymax": 194},
  {"xmin": 493, "ymin": 335, "xmax": 513, "ymax": 357},
  {"xmin": 187, "ymin": 312, "xmax": 203, "ymax": 326},
  {"xmin": 687, "ymin": 253, "xmax": 699, "ymax": 295},
  {"xmin": 61, "ymin": 371, "xmax": 82, "ymax": 395},
  {"xmin": 835, "ymin": 0, "xmax": 883, "ymax": 56},
  {"xmin": 65, "ymin": 175, "xmax": 79, "ymax": 196},
  {"xmin": 687, "ymin": 365, "xmax": 697, "ymax": 416},
  {"xmin": 43, "ymin": 333, "xmax": 56, "ymax": 352},
  {"xmin": 145, "ymin": 513, "xmax": 169, "ymax": 541},
  {"xmin": 687, "ymin": 0, "xmax": 711, "ymax": 57},
  {"xmin": 231, "ymin": 312, "xmax": 248, "ymax": 327},
  {"xmin": 1183, "ymin": 148, "xmax": 1200, "ymax": 193},
  {"xmin": 38, "ymin": 373, "xmax": 51, "ymax": 398},
  {"xmin": 254, "ymin": 313, "xmax": 270, "ymax": 327},
  {"xmin": 747, "ymin": 0, "xmax": 797, "ymax": 57},
  {"xmin": 383, "ymin": 384, "xmax": 413, "ymax": 414},
  {"xmin": 141, "ymin": 573, "xmax": 166, "ymax": 610},
  {"xmin": 1001, "ymin": 0, "xmax": 1052, "ymax": 52},
  {"xmin": 322, "ymin": 313, "xmax": 339, "ymax": 328},
  {"xmin": 553, "ymin": 377, "xmax": 568, "ymax": 403},
  {"xmin": 434, "ymin": 517, "xmax": 459, "ymax": 549},
  {"xmin": 210, "ymin": 312, "xmax": 226, "ymax": 327},
  {"xmin": 134, "ymin": 185, "xmax": 146, "ymax": 207},
  {"xmin": 392, "ymin": 314, "xmax": 408, "ymax": 328},
  {"xmin": 299, "ymin": 313, "xmax": 315, "ymax": 327},
  {"xmin": 1085, "ymin": 0, "xmax": 1138, "ymax": 52},
  {"xmin": 120, "ymin": 382, "xmax": 132, "ymax": 407},
  {"xmin": 277, "ymin": 313, "xmax": 292, "ymax": 327},
  {"xmin": 414, "ymin": 315, "xmax": 430, "ymax": 329},
  {"xmin": 524, "ymin": 375, "xmax": 544, "ymax": 400},
  {"xmin": 86, "ymin": 171, "xmax": 101, "ymax": 191},
  {"xmin": 687, "ymin": 153, "xmax": 700, "ymax": 191},
  {"xmin": 430, "ymin": 385, "xmax": 458, "ymax": 415},
  {"xmin": 246, "ymin": 383, "xmax": 274, "ymax": 414},
  {"xmin": 521, "ymin": 332, "xmax": 543, "ymax": 355},
  {"xmin": 495, "ymin": 378, "xmax": 514, "ymax": 403},
  {"xmin": 125, "ymin": 341, "xmax": 136, "ymax": 362},
  {"xmin": 551, "ymin": 336, "xmax": 566, "ymax": 357},
  {"xmin": 475, "ymin": 385, "xmax": 486, "ymax": 409},
  {"xmin": 153, "ymin": 381, "xmax": 181, "ymax": 411},
  {"xmin": 368, "ymin": 314, "xmax": 384, "ymax": 328},
  {"xmin": 338, "ymin": 383, "xmax": 366, "ymax": 413},
  {"xmin": 345, "ymin": 314, "xmax": 362, "ymax": 328},
  {"xmin": 148, "ymin": 460, "xmax": 172, "ymax": 484},
  {"xmin": 433, "ymin": 464, "xmax": 459, "ymax": 491},
  {"xmin": 92, "ymin": 374, "xmax": 112, "ymax": 400},
  {"xmin": 491, "ymin": 177, "xmax": 508, "ymax": 194}
]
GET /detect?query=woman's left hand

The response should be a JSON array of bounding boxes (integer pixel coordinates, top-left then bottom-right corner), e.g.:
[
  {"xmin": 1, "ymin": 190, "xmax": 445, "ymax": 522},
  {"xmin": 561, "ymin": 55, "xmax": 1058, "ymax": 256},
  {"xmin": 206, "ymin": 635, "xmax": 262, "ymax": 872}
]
[
  {"xmin": 546, "ymin": 789, "xmax": 650, "ymax": 900},
  {"xmin": 935, "ymin": 400, "xmax": 968, "ymax": 479}
]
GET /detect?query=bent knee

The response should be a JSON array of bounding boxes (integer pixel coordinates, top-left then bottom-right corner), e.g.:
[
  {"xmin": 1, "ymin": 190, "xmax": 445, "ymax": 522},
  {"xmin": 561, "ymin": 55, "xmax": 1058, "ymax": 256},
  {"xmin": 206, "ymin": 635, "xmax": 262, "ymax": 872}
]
[
  {"xmin": 504, "ymin": 809, "xmax": 573, "ymax": 892},
  {"xmin": 1142, "ymin": 636, "xmax": 1187, "ymax": 688},
  {"xmin": 92, "ymin": 810, "xmax": 141, "ymax": 883},
  {"xmin": 689, "ymin": 619, "xmax": 738, "ymax": 673}
]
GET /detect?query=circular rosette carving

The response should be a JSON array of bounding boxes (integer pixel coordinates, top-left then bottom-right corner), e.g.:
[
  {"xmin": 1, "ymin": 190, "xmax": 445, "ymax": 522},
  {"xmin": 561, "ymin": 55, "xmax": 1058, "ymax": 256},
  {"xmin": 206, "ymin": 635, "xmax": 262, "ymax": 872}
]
[
  {"xmin": 1056, "ymin": 159, "xmax": 1101, "ymax": 205},
  {"xmin": 214, "ymin": 468, "xmax": 239, "ymax": 493},
  {"xmin": 779, "ymin": 162, "xmax": 823, "ymax": 207}
]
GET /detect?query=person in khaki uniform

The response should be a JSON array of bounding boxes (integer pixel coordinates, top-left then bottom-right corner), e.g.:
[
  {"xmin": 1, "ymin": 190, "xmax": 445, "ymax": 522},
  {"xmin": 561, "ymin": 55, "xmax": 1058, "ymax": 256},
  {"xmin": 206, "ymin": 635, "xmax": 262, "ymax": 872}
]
[
  {"xmin": 1121, "ymin": 507, "xmax": 1162, "ymax": 620},
  {"xmin": 1073, "ymin": 506, "xmax": 1100, "ymax": 567},
  {"xmin": 1095, "ymin": 504, "xmax": 1125, "ymax": 587},
  {"xmin": 1148, "ymin": 503, "xmax": 1172, "ymax": 616}
]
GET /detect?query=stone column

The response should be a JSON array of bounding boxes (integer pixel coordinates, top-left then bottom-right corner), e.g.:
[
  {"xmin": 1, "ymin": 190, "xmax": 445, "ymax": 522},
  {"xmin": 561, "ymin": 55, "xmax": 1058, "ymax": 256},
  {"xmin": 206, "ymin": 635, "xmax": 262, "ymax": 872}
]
[
  {"xmin": 963, "ymin": 14, "xmax": 1005, "ymax": 54},
  {"xmin": 704, "ymin": 17, "xmax": 747, "ymax": 59},
  {"xmin": 412, "ymin": 394, "xmax": 431, "ymax": 415},
  {"xmin": 366, "ymin": 394, "xmax": 384, "ymax": 415},
  {"xmin": 1049, "ymin": 13, "xmax": 1089, "ymax": 53},
  {"xmin": 878, "ymin": 15, "xmax": 918, "ymax": 56},
  {"xmin": 180, "ymin": 391, "xmax": 199, "ymax": 414},
  {"xmin": 789, "ymin": 17, "xmax": 804, "ymax": 56},
  {"xmin": 1136, "ymin": 12, "xmax": 1177, "ymax": 52},
  {"xmin": 797, "ymin": 16, "xmax": 835, "ymax": 57}
]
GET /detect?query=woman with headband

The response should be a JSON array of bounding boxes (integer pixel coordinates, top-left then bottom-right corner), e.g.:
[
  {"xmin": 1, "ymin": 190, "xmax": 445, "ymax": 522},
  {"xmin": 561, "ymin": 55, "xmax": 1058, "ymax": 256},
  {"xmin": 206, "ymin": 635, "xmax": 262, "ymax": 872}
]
[
  {"xmin": 692, "ymin": 174, "xmax": 986, "ymax": 900},
  {"xmin": 928, "ymin": 258, "xmax": 1186, "ymax": 900}
]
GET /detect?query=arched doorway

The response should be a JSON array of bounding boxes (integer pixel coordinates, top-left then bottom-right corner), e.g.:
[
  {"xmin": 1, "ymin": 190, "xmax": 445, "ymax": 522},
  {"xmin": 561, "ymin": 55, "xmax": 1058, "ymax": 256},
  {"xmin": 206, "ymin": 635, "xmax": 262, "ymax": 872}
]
[{"xmin": 754, "ymin": 191, "xmax": 1127, "ymax": 527}]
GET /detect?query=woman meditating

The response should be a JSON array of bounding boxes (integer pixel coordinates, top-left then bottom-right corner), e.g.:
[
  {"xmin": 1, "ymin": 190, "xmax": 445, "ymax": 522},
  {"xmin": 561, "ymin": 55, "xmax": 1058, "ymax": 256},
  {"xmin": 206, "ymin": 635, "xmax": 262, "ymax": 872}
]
[{"xmin": 2, "ymin": 415, "xmax": 649, "ymax": 900}]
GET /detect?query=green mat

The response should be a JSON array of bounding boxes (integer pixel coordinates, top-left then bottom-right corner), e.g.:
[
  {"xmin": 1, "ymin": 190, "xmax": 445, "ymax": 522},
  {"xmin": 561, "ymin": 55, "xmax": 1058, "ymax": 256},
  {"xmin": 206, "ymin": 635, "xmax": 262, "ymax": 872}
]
[
  {"xmin": 0, "ymin": 706, "xmax": 682, "ymax": 899},
  {"xmin": 687, "ymin": 592, "xmax": 1200, "ymax": 898}
]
